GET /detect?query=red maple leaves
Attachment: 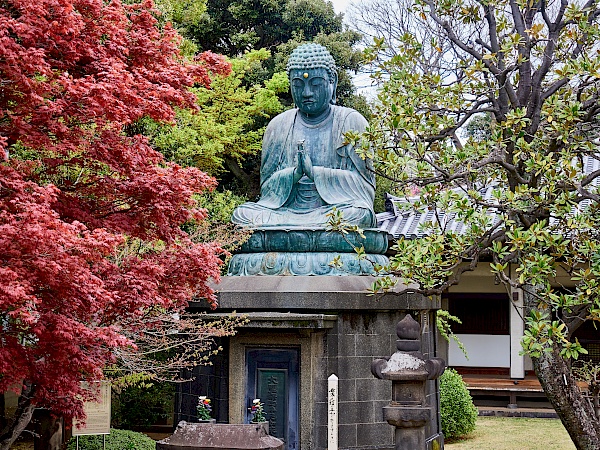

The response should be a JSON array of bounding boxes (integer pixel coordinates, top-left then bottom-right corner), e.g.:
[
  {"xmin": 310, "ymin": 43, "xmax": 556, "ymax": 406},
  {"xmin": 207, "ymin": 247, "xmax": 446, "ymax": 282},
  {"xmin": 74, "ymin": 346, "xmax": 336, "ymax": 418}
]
[{"xmin": 0, "ymin": 0, "xmax": 231, "ymax": 425}]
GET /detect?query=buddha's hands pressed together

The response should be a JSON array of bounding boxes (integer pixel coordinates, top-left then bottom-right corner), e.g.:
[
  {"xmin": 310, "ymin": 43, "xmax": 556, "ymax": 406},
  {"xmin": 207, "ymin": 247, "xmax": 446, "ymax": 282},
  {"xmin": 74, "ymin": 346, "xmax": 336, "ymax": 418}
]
[
  {"xmin": 301, "ymin": 151, "xmax": 314, "ymax": 180},
  {"xmin": 293, "ymin": 151, "xmax": 314, "ymax": 182}
]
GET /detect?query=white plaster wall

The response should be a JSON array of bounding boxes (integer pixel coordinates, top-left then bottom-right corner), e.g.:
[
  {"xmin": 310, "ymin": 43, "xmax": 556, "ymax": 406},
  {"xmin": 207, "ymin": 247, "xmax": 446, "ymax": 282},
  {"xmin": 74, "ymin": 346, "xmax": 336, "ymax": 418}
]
[
  {"xmin": 447, "ymin": 263, "xmax": 507, "ymax": 293},
  {"xmin": 448, "ymin": 334, "xmax": 511, "ymax": 368}
]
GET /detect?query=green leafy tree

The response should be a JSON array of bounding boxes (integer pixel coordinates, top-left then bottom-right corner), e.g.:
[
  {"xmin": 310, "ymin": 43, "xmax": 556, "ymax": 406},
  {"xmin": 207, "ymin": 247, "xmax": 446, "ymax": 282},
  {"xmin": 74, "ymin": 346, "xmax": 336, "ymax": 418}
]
[
  {"xmin": 184, "ymin": 0, "xmax": 367, "ymax": 112},
  {"xmin": 142, "ymin": 49, "xmax": 287, "ymax": 196},
  {"xmin": 188, "ymin": 0, "xmax": 343, "ymax": 57},
  {"xmin": 187, "ymin": 0, "xmax": 366, "ymax": 112},
  {"xmin": 354, "ymin": 0, "xmax": 600, "ymax": 448},
  {"xmin": 151, "ymin": 0, "xmax": 367, "ymax": 195}
]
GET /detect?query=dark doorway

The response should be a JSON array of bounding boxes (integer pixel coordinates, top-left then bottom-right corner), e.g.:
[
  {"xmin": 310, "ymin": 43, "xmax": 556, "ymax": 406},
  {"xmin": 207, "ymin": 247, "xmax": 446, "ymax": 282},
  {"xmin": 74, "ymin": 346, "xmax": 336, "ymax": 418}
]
[
  {"xmin": 246, "ymin": 348, "xmax": 299, "ymax": 450},
  {"xmin": 447, "ymin": 293, "xmax": 510, "ymax": 335}
]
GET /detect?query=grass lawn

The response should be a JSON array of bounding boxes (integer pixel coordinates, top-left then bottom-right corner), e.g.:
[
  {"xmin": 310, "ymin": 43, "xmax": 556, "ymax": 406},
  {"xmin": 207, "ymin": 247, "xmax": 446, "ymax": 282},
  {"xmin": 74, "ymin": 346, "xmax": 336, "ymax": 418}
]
[{"xmin": 446, "ymin": 417, "xmax": 576, "ymax": 450}]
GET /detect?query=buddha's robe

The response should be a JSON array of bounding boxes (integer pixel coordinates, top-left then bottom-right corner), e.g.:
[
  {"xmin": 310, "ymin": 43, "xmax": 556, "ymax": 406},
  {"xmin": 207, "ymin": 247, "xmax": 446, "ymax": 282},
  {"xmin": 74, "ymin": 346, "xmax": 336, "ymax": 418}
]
[{"xmin": 232, "ymin": 105, "xmax": 376, "ymax": 228}]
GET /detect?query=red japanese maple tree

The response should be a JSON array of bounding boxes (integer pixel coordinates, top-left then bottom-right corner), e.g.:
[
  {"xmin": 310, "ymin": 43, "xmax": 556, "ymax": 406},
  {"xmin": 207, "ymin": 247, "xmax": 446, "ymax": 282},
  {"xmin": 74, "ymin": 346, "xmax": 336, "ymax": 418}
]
[{"xmin": 0, "ymin": 0, "xmax": 230, "ymax": 446}]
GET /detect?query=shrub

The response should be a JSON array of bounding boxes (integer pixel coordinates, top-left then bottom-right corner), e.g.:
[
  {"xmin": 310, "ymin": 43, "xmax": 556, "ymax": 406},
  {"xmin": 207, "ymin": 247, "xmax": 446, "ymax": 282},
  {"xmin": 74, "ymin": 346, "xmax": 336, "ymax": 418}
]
[
  {"xmin": 111, "ymin": 382, "xmax": 175, "ymax": 428},
  {"xmin": 439, "ymin": 368, "xmax": 478, "ymax": 439},
  {"xmin": 66, "ymin": 428, "xmax": 155, "ymax": 450}
]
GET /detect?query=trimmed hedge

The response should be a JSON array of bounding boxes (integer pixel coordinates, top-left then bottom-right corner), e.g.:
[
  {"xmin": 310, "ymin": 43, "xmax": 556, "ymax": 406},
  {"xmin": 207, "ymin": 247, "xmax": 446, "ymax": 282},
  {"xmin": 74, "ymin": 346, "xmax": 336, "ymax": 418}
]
[
  {"xmin": 439, "ymin": 368, "xmax": 478, "ymax": 439},
  {"xmin": 66, "ymin": 428, "xmax": 155, "ymax": 450}
]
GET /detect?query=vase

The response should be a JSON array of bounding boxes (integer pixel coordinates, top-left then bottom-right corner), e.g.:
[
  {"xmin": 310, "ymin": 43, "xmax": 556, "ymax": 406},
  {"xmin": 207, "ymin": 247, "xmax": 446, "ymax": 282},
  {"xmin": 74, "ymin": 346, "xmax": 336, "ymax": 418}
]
[
  {"xmin": 252, "ymin": 421, "xmax": 269, "ymax": 434},
  {"xmin": 197, "ymin": 418, "xmax": 216, "ymax": 424}
]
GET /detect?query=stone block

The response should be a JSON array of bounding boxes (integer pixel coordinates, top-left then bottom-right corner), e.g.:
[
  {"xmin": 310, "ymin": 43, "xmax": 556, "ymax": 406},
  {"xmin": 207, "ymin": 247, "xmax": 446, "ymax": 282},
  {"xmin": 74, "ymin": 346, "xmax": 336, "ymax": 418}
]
[
  {"xmin": 312, "ymin": 380, "xmax": 327, "ymax": 406},
  {"xmin": 338, "ymin": 424, "xmax": 357, "ymax": 448},
  {"xmin": 355, "ymin": 333, "xmax": 390, "ymax": 357},
  {"xmin": 179, "ymin": 394, "xmax": 198, "ymax": 418},
  {"xmin": 355, "ymin": 422, "xmax": 394, "ymax": 447},
  {"xmin": 338, "ymin": 401, "xmax": 375, "ymax": 425},
  {"xmin": 313, "ymin": 401, "xmax": 328, "ymax": 429},
  {"xmin": 337, "ymin": 333, "xmax": 356, "ymax": 357},
  {"xmin": 201, "ymin": 276, "xmax": 437, "ymax": 312},
  {"xmin": 338, "ymin": 379, "xmax": 356, "ymax": 402},
  {"xmin": 313, "ymin": 424, "xmax": 327, "ymax": 449},
  {"xmin": 180, "ymin": 380, "xmax": 192, "ymax": 395},
  {"xmin": 356, "ymin": 378, "xmax": 391, "ymax": 402},
  {"xmin": 336, "ymin": 356, "xmax": 375, "ymax": 380},
  {"xmin": 314, "ymin": 359, "xmax": 329, "ymax": 383},
  {"xmin": 374, "ymin": 400, "xmax": 392, "ymax": 422},
  {"xmin": 326, "ymin": 356, "xmax": 339, "ymax": 378},
  {"xmin": 326, "ymin": 334, "xmax": 338, "ymax": 360}
]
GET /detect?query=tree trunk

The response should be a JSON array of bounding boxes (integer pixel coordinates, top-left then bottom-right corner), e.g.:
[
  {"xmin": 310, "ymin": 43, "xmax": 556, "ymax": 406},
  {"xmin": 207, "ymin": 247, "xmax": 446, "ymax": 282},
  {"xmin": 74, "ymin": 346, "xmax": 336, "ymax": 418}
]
[
  {"xmin": 524, "ymin": 287, "xmax": 600, "ymax": 450},
  {"xmin": 532, "ymin": 345, "xmax": 600, "ymax": 449},
  {"xmin": 0, "ymin": 384, "xmax": 36, "ymax": 450},
  {"xmin": 225, "ymin": 157, "xmax": 251, "ymax": 188},
  {"xmin": 0, "ymin": 404, "xmax": 35, "ymax": 450}
]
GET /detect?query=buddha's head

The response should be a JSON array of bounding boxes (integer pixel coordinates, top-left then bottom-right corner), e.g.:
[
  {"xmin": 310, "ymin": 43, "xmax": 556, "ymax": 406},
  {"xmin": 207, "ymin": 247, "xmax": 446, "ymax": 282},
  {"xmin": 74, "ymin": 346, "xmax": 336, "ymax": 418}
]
[{"xmin": 287, "ymin": 43, "xmax": 338, "ymax": 120}]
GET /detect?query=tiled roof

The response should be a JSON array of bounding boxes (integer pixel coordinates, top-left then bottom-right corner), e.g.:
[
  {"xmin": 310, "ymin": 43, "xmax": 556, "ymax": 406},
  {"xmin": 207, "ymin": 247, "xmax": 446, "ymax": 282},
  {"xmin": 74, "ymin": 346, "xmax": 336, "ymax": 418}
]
[{"xmin": 376, "ymin": 155, "xmax": 600, "ymax": 239}]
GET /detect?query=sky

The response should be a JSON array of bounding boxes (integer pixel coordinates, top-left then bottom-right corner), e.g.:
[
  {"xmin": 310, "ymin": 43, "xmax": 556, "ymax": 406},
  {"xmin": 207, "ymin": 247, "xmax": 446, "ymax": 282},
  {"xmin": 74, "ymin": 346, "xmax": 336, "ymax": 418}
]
[
  {"xmin": 328, "ymin": 0, "xmax": 378, "ymax": 97},
  {"xmin": 331, "ymin": 0, "xmax": 351, "ymax": 14}
]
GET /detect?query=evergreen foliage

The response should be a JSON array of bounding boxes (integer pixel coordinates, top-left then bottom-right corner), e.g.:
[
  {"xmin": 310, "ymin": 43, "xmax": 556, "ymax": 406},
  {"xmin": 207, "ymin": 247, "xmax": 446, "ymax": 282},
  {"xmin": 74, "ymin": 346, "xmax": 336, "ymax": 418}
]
[
  {"xmin": 353, "ymin": 0, "xmax": 600, "ymax": 446},
  {"xmin": 111, "ymin": 383, "xmax": 174, "ymax": 429},
  {"xmin": 439, "ymin": 369, "xmax": 478, "ymax": 439},
  {"xmin": 187, "ymin": 0, "xmax": 343, "ymax": 57}
]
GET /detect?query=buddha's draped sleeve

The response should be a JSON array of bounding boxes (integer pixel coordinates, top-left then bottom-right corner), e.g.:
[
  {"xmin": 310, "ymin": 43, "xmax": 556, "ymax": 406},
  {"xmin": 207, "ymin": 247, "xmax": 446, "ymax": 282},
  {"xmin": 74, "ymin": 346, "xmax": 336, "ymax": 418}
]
[
  {"xmin": 255, "ymin": 109, "xmax": 298, "ymax": 209},
  {"xmin": 312, "ymin": 108, "xmax": 375, "ymax": 210}
]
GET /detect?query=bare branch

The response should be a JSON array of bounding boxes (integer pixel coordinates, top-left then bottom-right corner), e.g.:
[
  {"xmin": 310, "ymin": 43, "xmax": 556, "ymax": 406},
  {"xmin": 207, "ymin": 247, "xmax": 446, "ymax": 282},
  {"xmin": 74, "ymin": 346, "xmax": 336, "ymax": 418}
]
[
  {"xmin": 542, "ymin": 78, "xmax": 569, "ymax": 101},
  {"xmin": 509, "ymin": 0, "xmax": 527, "ymax": 34}
]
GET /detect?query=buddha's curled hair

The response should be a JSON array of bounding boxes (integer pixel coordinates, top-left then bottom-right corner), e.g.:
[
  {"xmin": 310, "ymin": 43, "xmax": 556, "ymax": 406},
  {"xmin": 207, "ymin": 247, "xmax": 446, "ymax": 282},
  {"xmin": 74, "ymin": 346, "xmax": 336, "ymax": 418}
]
[{"xmin": 286, "ymin": 43, "xmax": 337, "ymax": 83}]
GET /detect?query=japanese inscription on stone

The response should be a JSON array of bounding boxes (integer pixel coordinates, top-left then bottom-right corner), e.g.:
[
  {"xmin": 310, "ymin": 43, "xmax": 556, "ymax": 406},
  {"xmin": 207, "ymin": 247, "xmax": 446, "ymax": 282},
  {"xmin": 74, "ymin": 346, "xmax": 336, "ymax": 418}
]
[
  {"xmin": 258, "ymin": 369, "xmax": 287, "ymax": 440},
  {"xmin": 327, "ymin": 374, "xmax": 338, "ymax": 450}
]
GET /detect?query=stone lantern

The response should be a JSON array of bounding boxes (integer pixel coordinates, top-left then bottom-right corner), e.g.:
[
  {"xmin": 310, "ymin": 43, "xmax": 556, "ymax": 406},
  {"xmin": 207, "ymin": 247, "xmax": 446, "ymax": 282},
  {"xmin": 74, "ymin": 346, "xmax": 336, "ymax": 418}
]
[{"xmin": 372, "ymin": 314, "xmax": 446, "ymax": 450}]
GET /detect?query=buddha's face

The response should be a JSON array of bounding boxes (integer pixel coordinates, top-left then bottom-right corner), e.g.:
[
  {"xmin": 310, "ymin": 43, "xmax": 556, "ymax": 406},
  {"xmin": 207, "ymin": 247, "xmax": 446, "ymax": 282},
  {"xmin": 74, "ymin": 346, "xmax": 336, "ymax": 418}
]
[{"xmin": 290, "ymin": 68, "xmax": 333, "ymax": 118}]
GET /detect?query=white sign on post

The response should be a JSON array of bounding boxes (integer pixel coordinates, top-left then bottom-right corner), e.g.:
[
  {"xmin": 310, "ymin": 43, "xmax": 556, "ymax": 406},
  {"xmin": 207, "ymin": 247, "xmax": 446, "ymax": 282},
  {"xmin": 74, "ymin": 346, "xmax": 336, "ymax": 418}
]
[
  {"xmin": 72, "ymin": 381, "xmax": 111, "ymax": 436},
  {"xmin": 327, "ymin": 374, "xmax": 338, "ymax": 450}
]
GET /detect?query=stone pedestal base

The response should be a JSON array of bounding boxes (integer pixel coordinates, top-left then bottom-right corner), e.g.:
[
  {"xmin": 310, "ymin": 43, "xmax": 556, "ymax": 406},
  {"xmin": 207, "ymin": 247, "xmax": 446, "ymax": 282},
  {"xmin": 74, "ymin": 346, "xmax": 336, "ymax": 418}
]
[{"xmin": 180, "ymin": 277, "xmax": 444, "ymax": 450}]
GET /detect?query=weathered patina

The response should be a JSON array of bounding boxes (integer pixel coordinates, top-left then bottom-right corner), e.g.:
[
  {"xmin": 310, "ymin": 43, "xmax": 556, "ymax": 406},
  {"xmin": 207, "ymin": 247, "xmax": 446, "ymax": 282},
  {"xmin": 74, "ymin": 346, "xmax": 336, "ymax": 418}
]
[
  {"xmin": 232, "ymin": 44, "xmax": 375, "ymax": 229},
  {"xmin": 229, "ymin": 43, "xmax": 388, "ymax": 276}
]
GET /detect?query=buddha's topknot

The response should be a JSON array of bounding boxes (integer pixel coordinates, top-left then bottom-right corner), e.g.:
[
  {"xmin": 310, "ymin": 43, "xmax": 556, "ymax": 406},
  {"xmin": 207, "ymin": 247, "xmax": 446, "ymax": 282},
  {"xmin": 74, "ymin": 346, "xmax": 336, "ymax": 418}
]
[{"xmin": 286, "ymin": 43, "xmax": 337, "ymax": 82}]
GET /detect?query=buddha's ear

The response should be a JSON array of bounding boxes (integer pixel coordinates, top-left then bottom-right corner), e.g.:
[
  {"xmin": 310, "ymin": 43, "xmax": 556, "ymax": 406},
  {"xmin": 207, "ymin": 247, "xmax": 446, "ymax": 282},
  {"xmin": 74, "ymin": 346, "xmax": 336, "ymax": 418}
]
[{"xmin": 330, "ymin": 71, "xmax": 338, "ymax": 105}]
